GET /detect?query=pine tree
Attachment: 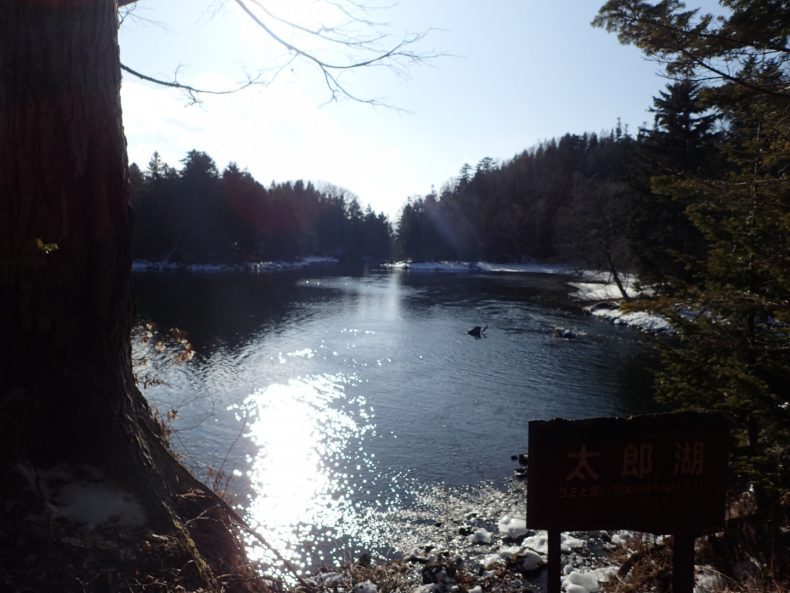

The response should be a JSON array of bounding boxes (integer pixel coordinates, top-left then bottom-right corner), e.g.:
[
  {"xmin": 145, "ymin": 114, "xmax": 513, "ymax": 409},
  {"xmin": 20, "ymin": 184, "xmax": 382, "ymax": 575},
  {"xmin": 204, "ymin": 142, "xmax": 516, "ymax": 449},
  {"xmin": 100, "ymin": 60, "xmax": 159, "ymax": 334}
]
[
  {"xmin": 596, "ymin": 0, "xmax": 790, "ymax": 581},
  {"xmin": 628, "ymin": 77, "xmax": 718, "ymax": 289}
]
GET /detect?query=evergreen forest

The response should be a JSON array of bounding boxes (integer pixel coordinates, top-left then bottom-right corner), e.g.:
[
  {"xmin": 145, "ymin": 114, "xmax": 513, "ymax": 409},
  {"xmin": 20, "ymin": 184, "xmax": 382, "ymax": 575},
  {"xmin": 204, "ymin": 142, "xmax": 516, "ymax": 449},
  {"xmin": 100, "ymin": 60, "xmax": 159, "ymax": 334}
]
[{"xmin": 132, "ymin": 151, "xmax": 393, "ymax": 263}]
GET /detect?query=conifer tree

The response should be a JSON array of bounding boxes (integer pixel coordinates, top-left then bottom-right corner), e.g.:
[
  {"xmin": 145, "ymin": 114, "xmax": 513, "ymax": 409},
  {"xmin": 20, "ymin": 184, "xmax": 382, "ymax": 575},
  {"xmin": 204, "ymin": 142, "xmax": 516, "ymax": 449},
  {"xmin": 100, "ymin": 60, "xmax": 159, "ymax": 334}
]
[
  {"xmin": 628, "ymin": 77, "xmax": 718, "ymax": 289},
  {"xmin": 595, "ymin": 1, "xmax": 789, "ymax": 579}
]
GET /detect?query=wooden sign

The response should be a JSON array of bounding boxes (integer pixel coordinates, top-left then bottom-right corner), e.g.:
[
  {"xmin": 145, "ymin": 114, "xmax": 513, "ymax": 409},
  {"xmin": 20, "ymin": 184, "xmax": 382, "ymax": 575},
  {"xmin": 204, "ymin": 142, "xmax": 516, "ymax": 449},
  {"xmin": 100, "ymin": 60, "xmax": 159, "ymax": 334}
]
[{"xmin": 527, "ymin": 412, "xmax": 728, "ymax": 533}]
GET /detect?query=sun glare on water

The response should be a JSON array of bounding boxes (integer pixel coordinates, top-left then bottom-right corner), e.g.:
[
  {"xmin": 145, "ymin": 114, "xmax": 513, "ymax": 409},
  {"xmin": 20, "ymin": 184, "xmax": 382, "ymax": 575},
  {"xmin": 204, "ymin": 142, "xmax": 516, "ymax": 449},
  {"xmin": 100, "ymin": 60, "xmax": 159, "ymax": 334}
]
[{"xmin": 238, "ymin": 371, "xmax": 384, "ymax": 572}]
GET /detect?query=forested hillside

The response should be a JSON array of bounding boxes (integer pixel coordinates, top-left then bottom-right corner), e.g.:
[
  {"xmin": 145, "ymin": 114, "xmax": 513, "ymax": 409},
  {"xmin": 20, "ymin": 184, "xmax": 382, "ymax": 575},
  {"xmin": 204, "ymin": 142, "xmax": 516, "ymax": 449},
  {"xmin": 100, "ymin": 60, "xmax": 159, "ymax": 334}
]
[
  {"xmin": 394, "ymin": 127, "xmax": 635, "ymax": 273},
  {"xmin": 131, "ymin": 150, "xmax": 392, "ymax": 263}
]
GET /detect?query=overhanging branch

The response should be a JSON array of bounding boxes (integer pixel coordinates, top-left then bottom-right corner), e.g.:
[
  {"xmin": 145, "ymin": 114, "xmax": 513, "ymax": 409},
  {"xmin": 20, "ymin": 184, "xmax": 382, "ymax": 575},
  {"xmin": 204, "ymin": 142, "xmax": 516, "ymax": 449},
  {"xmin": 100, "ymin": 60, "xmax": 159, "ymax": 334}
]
[
  {"xmin": 120, "ymin": 63, "xmax": 263, "ymax": 103},
  {"xmin": 233, "ymin": 0, "xmax": 440, "ymax": 104}
]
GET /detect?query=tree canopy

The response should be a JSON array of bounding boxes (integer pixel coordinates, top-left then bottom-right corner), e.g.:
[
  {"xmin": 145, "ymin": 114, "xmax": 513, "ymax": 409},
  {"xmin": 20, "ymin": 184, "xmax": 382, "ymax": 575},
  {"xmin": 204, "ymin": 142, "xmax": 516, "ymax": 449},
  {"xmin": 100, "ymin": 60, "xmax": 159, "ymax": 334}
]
[
  {"xmin": 132, "ymin": 151, "xmax": 392, "ymax": 263},
  {"xmin": 595, "ymin": 0, "xmax": 789, "ymax": 582}
]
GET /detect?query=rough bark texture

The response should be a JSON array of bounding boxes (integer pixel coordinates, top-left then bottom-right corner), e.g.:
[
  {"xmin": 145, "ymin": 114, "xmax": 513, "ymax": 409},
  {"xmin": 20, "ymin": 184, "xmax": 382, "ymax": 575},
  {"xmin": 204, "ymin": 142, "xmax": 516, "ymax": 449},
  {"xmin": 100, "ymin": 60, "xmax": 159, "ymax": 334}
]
[
  {"xmin": 0, "ymin": 3, "xmax": 263, "ymax": 590},
  {"xmin": 0, "ymin": 0, "xmax": 162, "ymax": 511}
]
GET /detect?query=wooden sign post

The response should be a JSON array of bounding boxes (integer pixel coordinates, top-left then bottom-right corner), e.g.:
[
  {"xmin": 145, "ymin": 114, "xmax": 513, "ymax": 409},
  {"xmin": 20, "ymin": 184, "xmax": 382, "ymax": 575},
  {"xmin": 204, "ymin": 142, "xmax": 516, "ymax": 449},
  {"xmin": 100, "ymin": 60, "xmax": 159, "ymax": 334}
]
[{"xmin": 526, "ymin": 412, "xmax": 728, "ymax": 593}]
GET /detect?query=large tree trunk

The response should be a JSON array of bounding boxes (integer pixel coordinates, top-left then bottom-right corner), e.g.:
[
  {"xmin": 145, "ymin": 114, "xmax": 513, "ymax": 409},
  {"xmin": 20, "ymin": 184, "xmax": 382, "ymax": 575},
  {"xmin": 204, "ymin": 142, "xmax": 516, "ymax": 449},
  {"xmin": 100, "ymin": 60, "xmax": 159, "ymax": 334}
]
[
  {"xmin": 0, "ymin": 0, "xmax": 164, "ymax": 513},
  {"xmin": 0, "ymin": 3, "xmax": 258, "ymax": 590}
]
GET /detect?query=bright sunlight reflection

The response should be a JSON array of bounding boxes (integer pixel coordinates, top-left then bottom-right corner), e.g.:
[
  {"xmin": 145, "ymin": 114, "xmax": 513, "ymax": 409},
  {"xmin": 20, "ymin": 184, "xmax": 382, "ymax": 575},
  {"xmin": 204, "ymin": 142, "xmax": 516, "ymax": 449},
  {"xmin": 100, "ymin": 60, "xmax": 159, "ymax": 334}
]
[{"xmin": 237, "ymin": 372, "xmax": 381, "ymax": 572}]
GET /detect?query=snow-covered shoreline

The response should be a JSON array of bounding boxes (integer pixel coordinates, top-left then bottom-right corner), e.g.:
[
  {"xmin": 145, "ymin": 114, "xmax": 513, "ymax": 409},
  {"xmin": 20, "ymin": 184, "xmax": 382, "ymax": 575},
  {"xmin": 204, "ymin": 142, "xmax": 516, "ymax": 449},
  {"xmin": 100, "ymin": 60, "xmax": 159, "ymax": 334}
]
[
  {"xmin": 387, "ymin": 260, "xmax": 672, "ymax": 334},
  {"xmin": 133, "ymin": 257, "xmax": 672, "ymax": 334},
  {"xmin": 298, "ymin": 479, "xmax": 723, "ymax": 593},
  {"xmin": 385, "ymin": 260, "xmax": 576, "ymax": 275},
  {"xmin": 566, "ymin": 273, "xmax": 672, "ymax": 334},
  {"xmin": 131, "ymin": 256, "xmax": 339, "ymax": 273}
]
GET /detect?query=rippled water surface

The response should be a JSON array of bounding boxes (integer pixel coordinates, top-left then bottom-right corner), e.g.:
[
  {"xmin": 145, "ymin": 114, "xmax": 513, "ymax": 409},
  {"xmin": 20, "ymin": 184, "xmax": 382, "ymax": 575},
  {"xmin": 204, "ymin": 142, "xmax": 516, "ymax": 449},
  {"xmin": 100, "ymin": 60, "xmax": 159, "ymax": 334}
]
[{"xmin": 132, "ymin": 266, "xmax": 657, "ymax": 574}]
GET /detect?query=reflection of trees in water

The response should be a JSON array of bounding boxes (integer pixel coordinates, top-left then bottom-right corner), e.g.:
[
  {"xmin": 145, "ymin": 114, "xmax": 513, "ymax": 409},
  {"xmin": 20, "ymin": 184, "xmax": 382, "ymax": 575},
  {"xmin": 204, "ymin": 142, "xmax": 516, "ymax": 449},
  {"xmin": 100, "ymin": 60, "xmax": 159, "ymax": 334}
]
[{"xmin": 133, "ymin": 272, "xmax": 307, "ymax": 353}]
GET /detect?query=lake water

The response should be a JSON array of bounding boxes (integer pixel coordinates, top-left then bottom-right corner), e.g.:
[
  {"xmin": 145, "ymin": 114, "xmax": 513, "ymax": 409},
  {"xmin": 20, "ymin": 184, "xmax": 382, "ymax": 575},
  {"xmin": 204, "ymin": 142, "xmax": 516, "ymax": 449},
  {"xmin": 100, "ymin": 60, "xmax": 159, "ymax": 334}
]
[{"xmin": 132, "ymin": 265, "xmax": 658, "ymax": 576}]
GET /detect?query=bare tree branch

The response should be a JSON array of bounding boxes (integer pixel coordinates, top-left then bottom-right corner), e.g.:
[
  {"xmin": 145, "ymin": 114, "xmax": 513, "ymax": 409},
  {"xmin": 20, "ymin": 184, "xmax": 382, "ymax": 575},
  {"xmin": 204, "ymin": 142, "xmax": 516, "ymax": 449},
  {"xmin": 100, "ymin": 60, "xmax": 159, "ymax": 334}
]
[
  {"xmin": 119, "ymin": 0, "xmax": 440, "ymax": 106},
  {"xmin": 232, "ymin": 0, "xmax": 440, "ymax": 104},
  {"xmin": 242, "ymin": 0, "xmax": 389, "ymax": 49},
  {"xmin": 120, "ymin": 63, "xmax": 264, "ymax": 104}
]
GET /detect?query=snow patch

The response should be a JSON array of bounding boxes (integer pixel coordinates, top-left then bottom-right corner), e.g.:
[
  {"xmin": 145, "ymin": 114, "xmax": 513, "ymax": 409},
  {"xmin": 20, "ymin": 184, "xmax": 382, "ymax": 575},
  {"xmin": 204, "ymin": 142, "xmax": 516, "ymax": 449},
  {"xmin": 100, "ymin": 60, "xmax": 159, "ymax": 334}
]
[
  {"xmin": 497, "ymin": 515, "xmax": 528, "ymax": 539},
  {"xmin": 482, "ymin": 553, "xmax": 504, "ymax": 568},
  {"xmin": 132, "ymin": 257, "xmax": 338, "ymax": 273},
  {"xmin": 562, "ymin": 535, "xmax": 586, "ymax": 552},
  {"xmin": 610, "ymin": 531, "xmax": 631, "ymax": 546},
  {"xmin": 561, "ymin": 567, "xmax": 615, "ymax": 593},
  {"xmin": 521, "ymin": 550, "xmax": 544, "ymax": 572},
  {"xmin": 586, "ymin": 304, "xmax": 672, "ymax": 333},
  {"xmin": 569, "ymin": 281, "xmax": 635, "ymax": 301},
  {"xmin": 386, "ymin": 260, "xmax": 574, "ymax": 274},
  {"xmin": 19, "ymin": 463, "xmax": 147, "ymax": 530},
  {"xmin": 52, "ymin": 480, "xmax": 147, "ymax": 529},
  {"xmin": 563, "ymin": 570, "xmax": 601, "ymax": 592},
  {"xmin": 468, "ymin": 528, "xmax": 492, "ymax": 544},
  {"xmin": 522, "ymin": 532, "xmax": 549, "ymax": 555},
  {"xmin": 352, "ymin": 580, "xmax": 377, "ymax": 593}
]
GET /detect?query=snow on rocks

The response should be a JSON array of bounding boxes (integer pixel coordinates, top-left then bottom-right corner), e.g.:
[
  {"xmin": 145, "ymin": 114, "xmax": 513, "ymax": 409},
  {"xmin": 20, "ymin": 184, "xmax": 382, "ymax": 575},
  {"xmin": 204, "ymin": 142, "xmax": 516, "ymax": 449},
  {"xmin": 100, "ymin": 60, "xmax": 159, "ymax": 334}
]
[
  {"xmin": 520, "ymin": 550, "xmax": 544, "ymax": 572},
  {"xmin": 568, "ymin": 271, "xmax": 674, "ymax": 333},
  {"xmin": 377, "ymin": 259, "xmax": 676, "ymax": 334},
  {"xmin": 522, "ymin": 532, "xmax": 549, "ymax": 555},
  {"xmin": 311, "ymin": 571, "xmax": 348, "ymax": 588},
  {"xmin": 468, "ymin": 528, "xmax": 493, "ymax": 544},
  {"xmin": 396, "ymin": 521, "xmax": 617, "ymax": 593},
  {"xmin": 481, "ymin": 553, "xmax": 505, "ymax": 568},
  {"xmin": 563, "ymin": 570, "xmax": 601, "ymax": 593},
  {"xmin": 497, "ymin": 515, "xmax": 528, "ymax": 539},
  {"xmin": 352, "ymin": 580, "xmax": 378, "ymax": 593},
  {"xmin": 299, "ymin": 480, "xmax": 638, "ymax": 593},
  {"xmin": 610, "ymin": 531, "xmax": 632, "ymax": 547},
  {"xmin": 562, "ymin": 535, "xmax": 587, "ymax": 552},
  {"xmin": 585, "ymin": 304, "xmax": 672, "ymax": 333},
  {"xmin": 561, "ymin": 567, "xmax": 617, "ymax": 593},
  {"xmin": 385, "ymin": 260, "xmax": 574, "ymax": 275},
  {"xmin": 132, "ymin": 256, "xmax": 339, "ymax": 273}
]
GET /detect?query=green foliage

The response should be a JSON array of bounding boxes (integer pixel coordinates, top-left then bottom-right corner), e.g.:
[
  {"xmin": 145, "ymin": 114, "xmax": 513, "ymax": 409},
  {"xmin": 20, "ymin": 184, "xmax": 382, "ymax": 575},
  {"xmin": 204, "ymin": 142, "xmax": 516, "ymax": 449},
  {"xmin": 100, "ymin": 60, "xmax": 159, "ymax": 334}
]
[
  {"xmin": 627, "ymin": 77, "xmax": 718, "ymax": 289},
  {"xmin": 595, "ymin": 0, "xmax": 790, "ymax": 529},
  {"xmin": 35, "ymin": 238, "xmax": 59, "ymax": 255}
]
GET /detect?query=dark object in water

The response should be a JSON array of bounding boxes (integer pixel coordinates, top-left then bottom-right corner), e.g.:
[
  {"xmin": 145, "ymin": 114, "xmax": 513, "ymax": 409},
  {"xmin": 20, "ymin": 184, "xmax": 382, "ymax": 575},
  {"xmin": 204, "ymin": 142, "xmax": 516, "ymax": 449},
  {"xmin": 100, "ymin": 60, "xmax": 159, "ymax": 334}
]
[
  {"xmin": 515, "ymin": 453, "xmax": 529, "ymax": 466},
  {"xmin": 512, "ymin": 452, "xmax": 529, "ymax": 479},
  {"xmin": 552, "ymin": 327, "xmax": 577, "ymax": 339},
  {"xmin": 468, "ymin": 325, "xmax": 487, "ymax": 337}
]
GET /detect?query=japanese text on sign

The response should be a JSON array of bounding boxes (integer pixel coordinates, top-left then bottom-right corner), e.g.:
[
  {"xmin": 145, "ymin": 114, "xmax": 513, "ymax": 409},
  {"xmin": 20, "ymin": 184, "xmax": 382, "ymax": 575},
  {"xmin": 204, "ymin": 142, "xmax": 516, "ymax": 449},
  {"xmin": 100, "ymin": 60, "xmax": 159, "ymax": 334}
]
[{"xmin": 527, "ymin": 413, "xmax": 728, "ymax": 532}]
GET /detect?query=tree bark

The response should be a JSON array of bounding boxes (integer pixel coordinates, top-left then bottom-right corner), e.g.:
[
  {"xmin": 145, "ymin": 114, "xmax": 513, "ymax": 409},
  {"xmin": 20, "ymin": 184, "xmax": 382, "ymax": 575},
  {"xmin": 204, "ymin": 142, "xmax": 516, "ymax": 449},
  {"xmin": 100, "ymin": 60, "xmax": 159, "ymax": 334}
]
[
  {"xmin": 604, "ymin": 248, "xmax": 631, "ymax": 301},
  {"xmin": 0, "ymin": 4, "xmax": 269, "ymax": 591},
  {"xmin": 0, "ymin": 0, "xmax": 161, "ymax": 504},
  {"xmin": 0, "ymin": 7, "xmax": 257, "ymax": 591}
]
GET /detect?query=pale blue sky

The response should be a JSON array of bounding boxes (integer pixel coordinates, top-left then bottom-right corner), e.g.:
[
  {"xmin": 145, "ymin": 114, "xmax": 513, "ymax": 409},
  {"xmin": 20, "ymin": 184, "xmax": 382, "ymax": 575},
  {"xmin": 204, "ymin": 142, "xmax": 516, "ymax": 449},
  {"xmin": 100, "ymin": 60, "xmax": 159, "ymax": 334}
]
[{"xmin": 119, "ymin": 0, "xmax": 718, "ymax": 219}]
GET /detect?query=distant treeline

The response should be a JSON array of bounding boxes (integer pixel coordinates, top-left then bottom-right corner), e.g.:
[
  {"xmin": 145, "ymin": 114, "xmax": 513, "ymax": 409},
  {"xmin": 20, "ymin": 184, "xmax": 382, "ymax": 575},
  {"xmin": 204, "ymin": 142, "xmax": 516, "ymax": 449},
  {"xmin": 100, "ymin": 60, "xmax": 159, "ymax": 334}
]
[
  {"xmin": 396, "ymin": 128, "xmax": 635, "ymax": 268},
  {"xmin": 131, "ymin": 151, "xmax": 392, "ymax": 263},
  {"xmin": 394, "ymin": 79, "xmax": 734, "ymax": 291},
  {"xmin": 131, "ymin": 76, "xmax": 759, "ymax": 294}
]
